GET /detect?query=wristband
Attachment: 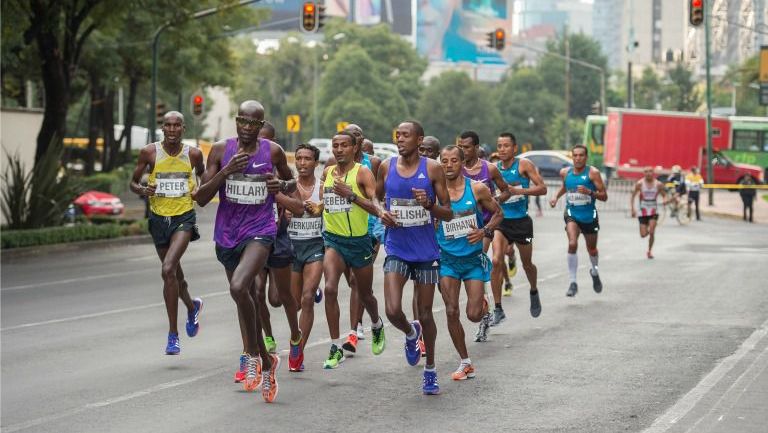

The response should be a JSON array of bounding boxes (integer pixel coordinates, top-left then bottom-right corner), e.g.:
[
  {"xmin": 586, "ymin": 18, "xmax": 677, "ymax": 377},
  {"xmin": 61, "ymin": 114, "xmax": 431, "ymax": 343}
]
[
  {"xmin": 348, "ymin": 194, "xmax": 357, "ymax": 203},
  {"xmin": 483, "ymin": 227, "xmax": 494, "ymax": 238}
]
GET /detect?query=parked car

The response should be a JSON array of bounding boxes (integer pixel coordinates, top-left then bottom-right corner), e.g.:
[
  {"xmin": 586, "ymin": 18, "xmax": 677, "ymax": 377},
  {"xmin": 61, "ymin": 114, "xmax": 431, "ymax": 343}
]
[
  {"xmin": 308, "ymin": 138, "xmax": 332, "ymax": 163},
  {"xmin": 517, "ymin": 150, "xmax": 574, "ymax": 178},
  {"xmin": 74, "ymin": 191, "xmax": 125, "ymax": 217},
  {"xmin": 373, "ymin": 142, "xmax": 398, "ymax": 160}
]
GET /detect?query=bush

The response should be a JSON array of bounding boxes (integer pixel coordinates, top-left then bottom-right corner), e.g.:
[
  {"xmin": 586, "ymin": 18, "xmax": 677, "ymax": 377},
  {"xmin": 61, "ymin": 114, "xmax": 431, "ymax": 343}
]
[
  {"xmin": 77, "ymin": 164, "xmax": 133, "ymax": 195},
  {"xmin": 1, "ymin": 219, "xmax": 148, "ymax": 249}
]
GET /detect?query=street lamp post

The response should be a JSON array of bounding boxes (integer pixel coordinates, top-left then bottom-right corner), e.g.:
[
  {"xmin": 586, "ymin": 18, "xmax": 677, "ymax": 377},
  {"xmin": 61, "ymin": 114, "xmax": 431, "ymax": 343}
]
[{"xmin": 149, "ymin": 0, "xmax": 261, "ymax": 142}]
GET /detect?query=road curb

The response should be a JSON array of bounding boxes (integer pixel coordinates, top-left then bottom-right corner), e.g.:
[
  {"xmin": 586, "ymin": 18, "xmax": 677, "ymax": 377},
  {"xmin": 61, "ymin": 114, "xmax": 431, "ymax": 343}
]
[
  {"xmin": 700, "ymin": 209, "xmax": 764, "ymax": 224},
  {"xmin": 1, "ymin": 235, "xmax": 153, "ymax": 260}
]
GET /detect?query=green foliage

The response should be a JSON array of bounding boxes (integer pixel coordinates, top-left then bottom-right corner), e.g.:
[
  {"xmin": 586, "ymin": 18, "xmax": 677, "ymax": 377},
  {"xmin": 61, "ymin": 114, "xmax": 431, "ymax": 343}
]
[
  {"xmin": 634, "ymin": 66, "xmax": 662, "ymax": 110},
  {"xmin": 1, "ymin": 145, "xmax": 79, "ymax": 230},
  {"xmin": 1, "ymin": 219, "xmax": 148, "ymax": 249},
  {"xmin": 662, "ymin": 63, "xmax": 701, "ymax": 112},
  {"xmin": 496, "ymin": 68, "xmax": 563, "ymax": 148},
  {"xmin": 77, "ymin": 165, "xmax": 132, "ymax": 194},
  {"xmin": 544, "ymin": 114, "xmax": 585, "ymax": 150},
  {"xmin": 416, "ymin": 71, "xmax": 501, "ymax": 146}
]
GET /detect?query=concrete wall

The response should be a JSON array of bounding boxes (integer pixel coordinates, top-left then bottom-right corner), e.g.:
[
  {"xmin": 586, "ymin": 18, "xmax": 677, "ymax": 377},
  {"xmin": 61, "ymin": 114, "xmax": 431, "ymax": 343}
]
[{"xmin": 0, "ymin": 108, "xmax": 43, "ymax": 225}]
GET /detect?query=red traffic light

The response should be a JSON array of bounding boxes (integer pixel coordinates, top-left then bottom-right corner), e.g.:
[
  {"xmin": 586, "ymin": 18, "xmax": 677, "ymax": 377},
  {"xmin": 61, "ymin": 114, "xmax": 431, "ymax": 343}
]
[
  {"xmin": 302, "ymin": 2, "xmax": 318, "ymax": 32},
  {"xmin": 193, "ymin": 95, "xmax": 203, "ymax": 105},
  {"xmin": 689, "ymin": 0, "xmax": 704, "ymax": 26},
  {"xmin": 691, "ymin": 0, "xmax": 702, "ymax": 6},
  {"xmin": 304, "ymin": 2, "xmax": 314, "ymax": 13},
  {"xmin": 495, "ymin": 30, "xmax": 504, "ymax": 39}
]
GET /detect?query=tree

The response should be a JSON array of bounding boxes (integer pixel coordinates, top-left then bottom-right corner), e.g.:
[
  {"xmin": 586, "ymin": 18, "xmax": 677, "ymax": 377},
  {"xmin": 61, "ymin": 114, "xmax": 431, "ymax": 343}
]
[
  {"xmin": 416, "ymin": 71, "xmax": 501, "ymax": 146},
  {"xmin": 496, "ymin": 68, "xmax": 563, "ymax": 149},
  {"xmin": 661, "ymin": 63, "xmax": 701, "ymax": 112},
  {"xmin": 544, "ymin": 114, "xmax": 584, "ymax": 150},
  {"xmin": 634, "ymin": 66, "xmax": 662, "ymax": 110}
]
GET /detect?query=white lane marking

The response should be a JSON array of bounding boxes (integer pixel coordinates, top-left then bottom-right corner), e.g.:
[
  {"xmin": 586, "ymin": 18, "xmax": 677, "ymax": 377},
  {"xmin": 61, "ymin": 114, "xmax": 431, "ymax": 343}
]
[
  {"xmin": 642, "ymin": 317, "xmax": 768, "ymax": 433},
  {"xmin": 2, "ymin": 270, "xmax": 147, "ymax": 292},
  {"xmin": 1, "ymin": 291, "xmax": 230, "ymax": 332}
]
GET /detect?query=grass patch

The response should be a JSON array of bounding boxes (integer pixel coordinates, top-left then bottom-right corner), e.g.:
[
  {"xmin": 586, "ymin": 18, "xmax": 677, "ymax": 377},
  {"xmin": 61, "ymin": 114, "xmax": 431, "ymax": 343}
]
[{"xmin": 1, "ymin": 219, "xmax": 147, "ymax": 249}]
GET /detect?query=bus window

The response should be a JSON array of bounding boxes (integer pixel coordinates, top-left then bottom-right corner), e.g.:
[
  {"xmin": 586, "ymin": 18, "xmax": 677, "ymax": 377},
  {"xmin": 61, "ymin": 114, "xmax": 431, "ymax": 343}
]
[
  {"xmin": 733, "ymin": 130, "xmax": 760, "ymax": 152},
  {"xmin": 591, "ymin": 124, "xmax": 605, "ymax": 145}
]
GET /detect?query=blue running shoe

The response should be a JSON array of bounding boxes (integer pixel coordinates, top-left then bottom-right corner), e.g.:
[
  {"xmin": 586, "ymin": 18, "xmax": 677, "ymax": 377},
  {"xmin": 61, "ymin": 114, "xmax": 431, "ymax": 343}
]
[
  {"xmin": 314, "ymin": 287, "xmax": 323, "ymax": 304},
  {"xmin": 422, "ymin": 370, "xmax": 440, "ymax": 395},
  {"xmin": 404, "ymin": 321, "xmax": 422, "ymax": 366},
  {"xmin": 186, "ymin": 298, "xmax": 203, "ymax": 338},
  {"xmin": 165, "ymin": 332, "xmax": 180, "ymax": 355}
]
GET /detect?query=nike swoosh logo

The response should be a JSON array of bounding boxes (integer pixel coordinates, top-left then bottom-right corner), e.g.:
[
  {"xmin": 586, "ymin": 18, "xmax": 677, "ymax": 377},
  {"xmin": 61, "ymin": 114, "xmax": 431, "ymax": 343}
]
[
  {"xmin": 252, "ymin": 162, "xmax": 266, "ymax": 169},
  {"xmin": 364, "ymin": 254, "xmax": 373, "ymax": 260}
]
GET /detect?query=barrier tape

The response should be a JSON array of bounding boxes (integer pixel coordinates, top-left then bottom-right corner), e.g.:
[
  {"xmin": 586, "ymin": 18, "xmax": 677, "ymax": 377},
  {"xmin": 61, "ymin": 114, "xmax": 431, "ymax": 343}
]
[{"xmin": 664, "ymin": 182, "xmax": 768, "ymax": 190}]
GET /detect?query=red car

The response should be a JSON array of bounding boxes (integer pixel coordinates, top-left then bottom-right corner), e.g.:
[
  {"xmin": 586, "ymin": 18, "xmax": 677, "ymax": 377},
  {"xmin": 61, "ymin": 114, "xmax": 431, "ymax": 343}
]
[{"xmin": 74, "ymin": 191, "xmax": 125, "ymax": 216}]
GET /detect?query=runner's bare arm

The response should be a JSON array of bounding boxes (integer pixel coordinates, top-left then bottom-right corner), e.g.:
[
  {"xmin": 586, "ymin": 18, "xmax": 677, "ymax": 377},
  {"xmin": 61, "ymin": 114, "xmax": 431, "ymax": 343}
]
[
  {"xmin": 472, "ymin": 181, "xmax": 503, "ymax": 235},
  {"xmin": 521, "ymin": 159, "xmax": 547, "ymax": 196},
  {"xmin": 275, "ymin": 189, "xmax": 305, "ymax": 216},
  {"xmin": 196, "ymin": 142, "xmax": 246, "ymax": 206},
  {"xmin": 189, "ymin": 147, "xmax": 205, "ymax": 200},
  {"xmin": 590, "ymin": 167, "xmax": 608, "ymax": 201},
  {"xmin": 488, "ymin": 163, "xmax": 511, "ymax": 203},
  {"xmin": 427, "ymin": 159, "xmax": 453, "ymax": 222},
  {"xmin": 352, "ymin": 166, "xmax": 384, "ymax": 217},
  {"xmin": 306, "ymin": 166, "xmax": 331, "ymax": 216},
  {"xmin": 269, "ymin": 142, "xmax": 296, "ymax": 194},
  {"xmin": 130, "ymin": 145, "xmax": 155, "ymax": 196},
  {"xmin": 549, "ymin": 167, "xmax": 568, "ymax": 207},
  {"xmin": 630, "ymin": 182, "xmax": 640, "ymax": 216},
  {"xmin": 375, "ymin": 158, "xmax": 397, "ymax": 227},
  {"xmin": 659, "ymin": 182, "xmax": 668, "ymax": 204}
]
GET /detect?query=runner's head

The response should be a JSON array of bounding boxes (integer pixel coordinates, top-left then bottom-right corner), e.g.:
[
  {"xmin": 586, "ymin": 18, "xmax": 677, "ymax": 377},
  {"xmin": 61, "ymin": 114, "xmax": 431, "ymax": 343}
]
[
  {"xmin": 396, "ymin": 120, "xmax": 424, "ymax": 157},
  {"xmin": 458, "ymin": 130, "xmax": 480, "ymax": 162},
  {"xmin": 419, "ymin": 136, "xmax": 440, "ymax": 160},
  {"xmin": 571, "ymin": 144, "xmax": 588, "ymax": 169},
  {"xmin": 236, "ymin": 100, "xmax": 266, "ymax": 145},
  {"xmin": 362, "ymin": 138, "xmax": 374, "ymax": 155},
  {"xmin": 690, "ymin": 166, "xmax": 698, "ymax": 174},
  {"xmin": 496, "ymin": 132, "xmax": 518, "ymax": 162},
  {"xmin": 332, "ymin": 131, "xmax": 358, "ymax": 165},
  {"xmin": 162, "ymin": 111, "xmax": 185, "ymax": 146},
  {"xmin": 258, "ymin": 120, "xmax": 276, "ymax": 140},
  {"xmin": 643, "ymin": 166, "xmax": 654, "ymax": 181},
  {"xmin": 295, "ymin": 143, "xmax": 319, "ymax": 178},
  {"xmin": 440, "ymin": 145, "xmax": 465, "ymax": 181}
]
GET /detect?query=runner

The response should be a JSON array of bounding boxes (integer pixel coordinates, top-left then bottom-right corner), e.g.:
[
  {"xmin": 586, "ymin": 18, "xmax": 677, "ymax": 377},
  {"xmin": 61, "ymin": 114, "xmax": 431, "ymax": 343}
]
[
  {"xmin": 436, "ymin": 145, "xmax": 502, "ymax": 379},
  {"xmin": 130, "ymin": 111, "xmax": 204, "ymax": 356},
  {"xmin": 549, "ymin": 144, "xmax": 608, "ymax": 297},
  {"xmin": 195, "ymin": 100, "xmax": 287, "ymax": 403},
  {"xmin": 313, "ymin": 131, "xmax": 386, "ymax": 369},
  {"xmin": 489, "ymin": 132, "xmax": 547, "ymax": 326},
  {"xmin": 362, "ymin": 138, "xmax": 375, "ymax": 156},
  {"xmin": 288, "ymin": 143, "xmax": 325, "ymax": 370},
  {"xmin": 377, "ymin": 120, "xmax": 453, "ymax": 395},
  {"xmin": 630, "ymin": 167, "xmax": 667, "ymax": 259},
  {"xmin": 419, "ymin": 136, "xmax": 440, "ymax": 160}
]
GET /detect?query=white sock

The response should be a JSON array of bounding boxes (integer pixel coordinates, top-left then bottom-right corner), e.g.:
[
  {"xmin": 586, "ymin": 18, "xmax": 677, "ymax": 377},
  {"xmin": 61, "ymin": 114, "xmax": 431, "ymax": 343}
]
[
  {"xmin": 567, "ymin": 253, "xmax": 578, "ymax": 283},
  {"xmin": 589, "ymin": 254, "xmax": 599, "ymax": 275},
  {"xmin": 332, "ymin": 338, "xmax": 342, "ymax": 348},
  {"xmin": 424, "ymin": 365, "xmax": 435, "ymax": 372},
  {"xmin": 406, "ymin": 323, "xmax": 417, "ymax": 340},
  {"xmin": 461, "ymin": 357, "xmax": 471, "ymax": 365},
  {"xmin": 371, "ymin": 317, "xmax": 383, "ymax": 330}
]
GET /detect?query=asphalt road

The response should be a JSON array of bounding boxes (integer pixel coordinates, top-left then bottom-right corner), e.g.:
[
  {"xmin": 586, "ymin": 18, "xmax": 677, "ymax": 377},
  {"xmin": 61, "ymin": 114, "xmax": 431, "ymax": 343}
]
[{"xmin": 2, "ymin": 207, "xmax": 767, "ymax": 433}]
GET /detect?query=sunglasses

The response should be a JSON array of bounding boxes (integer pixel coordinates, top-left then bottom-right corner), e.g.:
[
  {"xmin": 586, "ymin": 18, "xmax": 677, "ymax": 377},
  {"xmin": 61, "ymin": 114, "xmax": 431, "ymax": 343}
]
[{"xmin": 235, "ymin": 116, "xmax": 265, "ymax": 128}]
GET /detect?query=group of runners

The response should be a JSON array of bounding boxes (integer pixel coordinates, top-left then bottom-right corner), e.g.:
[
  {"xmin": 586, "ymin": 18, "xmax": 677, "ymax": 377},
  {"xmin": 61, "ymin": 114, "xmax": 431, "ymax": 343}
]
[{"xmin": 130, "ymin": 99, "xmax": 611, "ymax": 402}]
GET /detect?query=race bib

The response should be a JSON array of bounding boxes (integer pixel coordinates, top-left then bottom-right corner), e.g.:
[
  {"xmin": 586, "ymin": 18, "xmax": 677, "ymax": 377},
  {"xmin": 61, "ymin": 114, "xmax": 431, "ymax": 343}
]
[
  {"xmin": 225, "ymin": 173, "xmax": 268, "ymax": 205},
  {"xmin": 273, "ymin": 203, "xmax": 279, "ymax": 223},
  {"xmin": 155, "ymin": 172, "xmax": 189, "ymax": 197},
  {"xmin": 567, "ymin": 191, "xmax": 592, "ymax": 206},
  {"xmin": 323, "ymin": 187, "xmax": 351, "ymax": 213},
  {"xmin": 288, "ymin": 215, "xmax": 323, "ymax": 239},
  {"xmin": 390, "ymin": 198, "xmax": 430, "ymax": 227},
  {"xmin": 441, "ymin": 212, "xmax": 477, "ymax": 240}
]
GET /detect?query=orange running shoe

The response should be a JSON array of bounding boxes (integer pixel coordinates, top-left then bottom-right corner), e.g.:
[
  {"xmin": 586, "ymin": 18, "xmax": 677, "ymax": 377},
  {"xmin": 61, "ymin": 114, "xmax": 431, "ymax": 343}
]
[
  {"xmin": 418, "ymin": 335, "xmax": 426, "ymax": 358},
  {"xmin": 342, "ymin": 331, "xmax": 358, "ymax": 353},
  {"xmin": 451, "ymin": 362, "xmax": 476, "ymax": 381},
  {"xmin": 234, "ymin": 353, "xmax": 247, "ymax": 383},
  {"xmin": 262, "ymin": 353, "xmax": 280, "ymax": 403},
  {"xmin": 243, "ymin": 354, "xmax": 262, "ymax": 391}
]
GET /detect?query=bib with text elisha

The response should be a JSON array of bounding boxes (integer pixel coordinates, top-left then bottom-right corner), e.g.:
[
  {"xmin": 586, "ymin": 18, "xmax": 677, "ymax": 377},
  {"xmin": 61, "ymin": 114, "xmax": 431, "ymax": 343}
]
[
  {"xmin": 288, "ymin": 214, "xmax": 323, "ymax": 239},
  {"xmin": 390, "ymin": 198, "xmax": 430, "ymax": 227},
  {"xmin": 155, "ymin": 172, "xmax": 190, "ymax": 197},
  {"xmin": 441, "ymin": 210, "xmax": 477, "ymax": 240},
  {"xmin": 225, "ymin": 173, "xmax": 269, "ymax": 205},
  {"xmin": 323, "ymin": 187, "xmax": 351, "ymax": 213},
  {"xmin": 566, "ymin": 190, "xmax": 591, "ymax": 206}
]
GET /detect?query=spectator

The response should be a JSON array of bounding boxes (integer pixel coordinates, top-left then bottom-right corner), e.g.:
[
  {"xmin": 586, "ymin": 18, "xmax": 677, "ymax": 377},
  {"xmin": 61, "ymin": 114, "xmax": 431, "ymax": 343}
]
[
  {"xmin": 739, "ymin": 173, "xmax": 757, "ymax": 223},
  {"xmin": 685, "ymin": 166, "xmax": 703, "ymax": 221}
]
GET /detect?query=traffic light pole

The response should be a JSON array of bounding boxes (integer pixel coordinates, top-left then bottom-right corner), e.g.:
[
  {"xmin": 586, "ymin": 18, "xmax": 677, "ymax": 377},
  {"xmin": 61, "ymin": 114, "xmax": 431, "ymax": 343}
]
[
  {"xmin": 149, "ymin": 0, "xmax": 261, "ymax": 142},
  {"xmin": 705, "ymin": 3, "xmax": 714, "ymax": 205}
]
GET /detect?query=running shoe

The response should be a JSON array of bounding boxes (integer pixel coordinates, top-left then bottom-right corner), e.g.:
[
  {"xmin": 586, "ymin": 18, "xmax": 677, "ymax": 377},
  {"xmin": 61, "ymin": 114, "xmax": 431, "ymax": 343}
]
[
  {"xmin": 530, "ymin": 291, "xmax": 542, "ymax": 318},
  {"xmin": 647, "ymin": 251, "xmax": 654, "ymax": 259},
  {"xmin": 489, "ymin": 308, "xmax": 506, "ymax": 327},
  {"xmin": 264, "ymin": 336, "xmax": 277, "ymax": 354},
  {"xmin": 262, "ymin": 353, "xmax": 279, "ymax": 403},
  {"xmin": 371, "ymin": 325, "xmax": 386, "ymax": 355},
  {"xmin": 356, "ymin": 322, "xmax": 365, "ymax": 340},
  {"xmin": 244, "ymin": 354, "xmax": 262, "ymax": 392},
  {"xmin": 422, "ymin": 370, "xmax": 440, "ymax": 395},
  {"xmin": 405, "ymin": 321, "xmax": 422, "ymax": 366},
  {"xmin": 566, "ymin": 282, "xmax": 578, "ymax": 297},
  {"xmin": 234, "ymin": 353, "xmax": 247, "ymax": 383},
  {"xmin": 507, "ymin": 257, "xmax": 517, "ymax": 279},
  {"xmin": 314, "ymin": 287, "xmax": 323, "ymax": 304},
  {"xmin": 503, "ymin": 281, "xmax": 513, "ymax": 297},
  {"xmin": 288, "ymin": 334, "xmax": 304, "ymax": 372},
  {"xmin": 451, "ymin": 363, "xmax": 475, "ymax": 381},
  {"xmin": 185, "ymin": 298, "xmax": 203, "ymax": 338},
  {"xmin": 342, "ymin": 331, "xmax": 358, "ymax": 353},
  {"xmin": 590, "ymin": 269, "xmax": 603, "ymax": 293},
  {"xmin": 418, "ymin": 335, "xmax": 426, "ymax": 358},
  {"xmin": 323, "ymin": 344, "xmax": 345, "ymax": 369},
  {"xmin": 165, "ymin": 332, "xmax": 180, "ymax": 355},
  {"xmin": 475, "ymin": 312, "xmax": 491, "ymax": 342}
]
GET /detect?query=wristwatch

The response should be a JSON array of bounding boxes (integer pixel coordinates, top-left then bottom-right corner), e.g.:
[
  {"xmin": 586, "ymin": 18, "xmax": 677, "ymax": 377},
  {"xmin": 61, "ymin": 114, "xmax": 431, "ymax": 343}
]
[
  {"xmin": 348, "ymin": 193, "xmax": 357, "ymax": 203},
  {"xmin": 483, "ymin": 227, "xmax": 494, "ymax": 238}
]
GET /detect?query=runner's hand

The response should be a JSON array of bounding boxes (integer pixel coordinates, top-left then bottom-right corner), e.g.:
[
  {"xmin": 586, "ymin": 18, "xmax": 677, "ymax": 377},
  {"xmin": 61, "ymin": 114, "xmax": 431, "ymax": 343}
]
[
  {"xmin": 631, "ymin": 209, "xmax": 637, "ymax": 218},
  {"xmin": 332, "ymin": 178, "xmax": 352, "ymax": 198},
  {"xmin": 266, "ymin": 173, "xmax": 284, "ymax": 194},
  {"xmin": 143, "ymin": 184, "xmax": 156, "ymax": 197},
  {"xmin": 380, "ymin": 210, "xmax": 398, "ymax": 228},
  {"xmin": 222, "ymin": 152, "xmax": 249, "ymax": 176},
  {"xmin": 304, "ymin": 200, "xmax": 321, "ymax": 216},
  {"xmin": 412, "ymin": 188, "xmax": 432, "ymax": 209},
  {"xmin": 466, "ymin": 225, "xmax": 484, "ymax": 244},
  {"xmin": 576, "ymin": 185, "xmax": 591, "ymax": 195},
  {"xmin": 548, "ymin": 198, "xmax": 557, "ymax": 208}
]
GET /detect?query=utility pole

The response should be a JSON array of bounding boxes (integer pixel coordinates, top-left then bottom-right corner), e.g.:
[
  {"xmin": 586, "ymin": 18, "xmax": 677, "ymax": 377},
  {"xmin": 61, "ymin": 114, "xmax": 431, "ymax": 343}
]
[
  {"xmin": 627, "ymin": 0, "xmax": 636, "ymax": 108},
  {"xmin": 564, "ymin": 24, "xmax": 571, "ymax": 148},
  {"xmin": 705, "ymin": 0, "xmax": 714, "ymax": 205}
]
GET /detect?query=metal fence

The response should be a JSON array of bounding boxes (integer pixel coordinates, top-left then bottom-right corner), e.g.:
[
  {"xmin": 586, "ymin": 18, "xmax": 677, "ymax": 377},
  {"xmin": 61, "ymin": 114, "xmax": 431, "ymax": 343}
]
[{"xmin": 537, "ymin": 179, "xmax": 635, "ymax": 215}]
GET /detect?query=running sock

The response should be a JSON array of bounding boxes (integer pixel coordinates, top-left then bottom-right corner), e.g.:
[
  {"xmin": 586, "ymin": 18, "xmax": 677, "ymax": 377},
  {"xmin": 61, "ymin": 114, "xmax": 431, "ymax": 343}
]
[
  {"xmin": 568, "ymin": 253, "xmax": 578, "ymax": 283},
  {"xmin": 461, "ymin": 358, "xmax": 471, "ymax": 365},
  {"xmin": 530, "ymin": 288, "xmax": 538, "ymax": 295},
  {"xmin": 495, "ymin": 302, "xmax": 502, "ymax": 311},
  {"xmin": 589, "ymin": 254, "xmax": 599, "ymax": 275},
  {"xmin": 372, "ymin": 317, "xmax": 383, "ymax": 330},
  {"xmin": 290, "ymin": 334, "xmax": 301, "ymax": 345},
  {"xmin": 332, "ymin": 338, "xmax": 342, "ymax": 348},
  {"xmin": 425, "ymin": 365, "xmax": 435, "ymax": 372},
  {"xmin": 406, "ymin": 323, "xmax": 418, "ymax": 340}
]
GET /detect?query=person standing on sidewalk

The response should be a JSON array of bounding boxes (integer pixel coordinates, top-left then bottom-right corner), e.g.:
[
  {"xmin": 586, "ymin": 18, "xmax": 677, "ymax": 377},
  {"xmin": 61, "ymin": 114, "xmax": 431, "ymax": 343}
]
[
  {"xmin": 130, "ymin": 111, "xmax": 205, "ymax": 356},
  {"xmin": 739, "ymin": 173, "xmax": 758, "ymax": 223},
  {"xmin": 685, "ymin": 167, "xmax": 703, "ymax": 221}
]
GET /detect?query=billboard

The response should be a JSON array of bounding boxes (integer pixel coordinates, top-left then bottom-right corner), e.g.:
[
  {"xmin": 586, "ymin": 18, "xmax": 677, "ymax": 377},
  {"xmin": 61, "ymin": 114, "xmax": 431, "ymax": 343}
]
[{"xmin": 417, "ymin": 0, "xmax": 510, "ymax": 64}]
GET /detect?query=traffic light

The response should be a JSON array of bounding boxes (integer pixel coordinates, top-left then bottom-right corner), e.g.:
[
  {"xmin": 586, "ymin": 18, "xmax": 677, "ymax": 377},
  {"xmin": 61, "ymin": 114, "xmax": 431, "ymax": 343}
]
[
  {"xmin": 486, "ymin": 31, "xmax": 496, "ymax": 49},
  {"xmin": 155, "ymin": 103, "xmax": 166, "ymax": 126},
  {"xmin": 494, "ymin": 28, "xmax": 505, "ymax": 50},
  {"xmin": 191, "ymin": 94, "xmax": 204, "ymax": 118},
  {"xmin": 301, "ymin": 2, "xmax": 318, "ymax": 33},
  {"xmin": 317, "ymin": 3, "xmax": 326, "ymax": 31},
  {"xmin": 689, "ymin": 0, "xmax": 704, "ymax": 27}
]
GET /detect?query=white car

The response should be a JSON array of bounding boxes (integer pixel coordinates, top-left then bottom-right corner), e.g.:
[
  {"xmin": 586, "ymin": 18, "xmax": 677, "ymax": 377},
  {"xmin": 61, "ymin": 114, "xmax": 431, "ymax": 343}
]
[
  {"xmin": 308, "ymin": 138, "xmax": 332, "ymax": 163},
  {"xmin": 373, "ymin": 142, "xmax": 398, "ymax": 160}
]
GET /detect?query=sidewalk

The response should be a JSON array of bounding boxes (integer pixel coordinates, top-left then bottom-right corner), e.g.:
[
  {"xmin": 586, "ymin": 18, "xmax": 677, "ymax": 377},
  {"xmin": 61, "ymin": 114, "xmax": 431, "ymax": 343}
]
[{"xmin": 697, "ymin": 189, "xmax": 767, "ymax": 224}]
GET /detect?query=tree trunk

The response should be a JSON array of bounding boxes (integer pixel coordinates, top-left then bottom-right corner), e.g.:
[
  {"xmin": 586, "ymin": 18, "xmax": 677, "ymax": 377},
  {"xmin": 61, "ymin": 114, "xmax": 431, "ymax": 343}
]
[
  {"xmin": 85, "ymin": 76, "xmax": 103, "ymax": 176},
  {"xmin": 35, "ymin": 32, "xmax": 69, "ymax": 163},
  {"xmin": 102, "ymin": 87, "xmax": 117, "ymax": 171},
  {"xmin": 122, "ymin": 76, "xmax": 139, "ymax": 163}
]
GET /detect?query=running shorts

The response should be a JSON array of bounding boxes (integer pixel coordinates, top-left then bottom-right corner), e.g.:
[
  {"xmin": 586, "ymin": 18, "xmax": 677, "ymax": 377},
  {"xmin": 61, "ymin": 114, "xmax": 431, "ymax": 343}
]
[
  {"xmin": 323, "ymin": 232, "xmax": 375, "ymax": 269},
  {"xmin": 148, "ymin": 210, "xmax": 200, "ymax": 247},
  {"xmin": 638, "ymin": 215, "xmax": 659, "ymax": 225},
  {"xmin": 383, "ymin": 255, "xmax": 440, "ymax": 285},
  {"xmin": 291, "ymin": 238, "xmax": 324, "ymax": 272},
  {"xmin": 495, "ymin": 216, "xmax": 534, "ymax": 245},
  {"xmin": 215, "ymin": 236, "xmax": 275, "ymax": 272},
  {"xmin": 439, "ymin": 251, "xmax": 491, "ymax": 282},
  {"xmin": 564, "ymin": 213, "xmax": 600, "ymax": 234}
]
